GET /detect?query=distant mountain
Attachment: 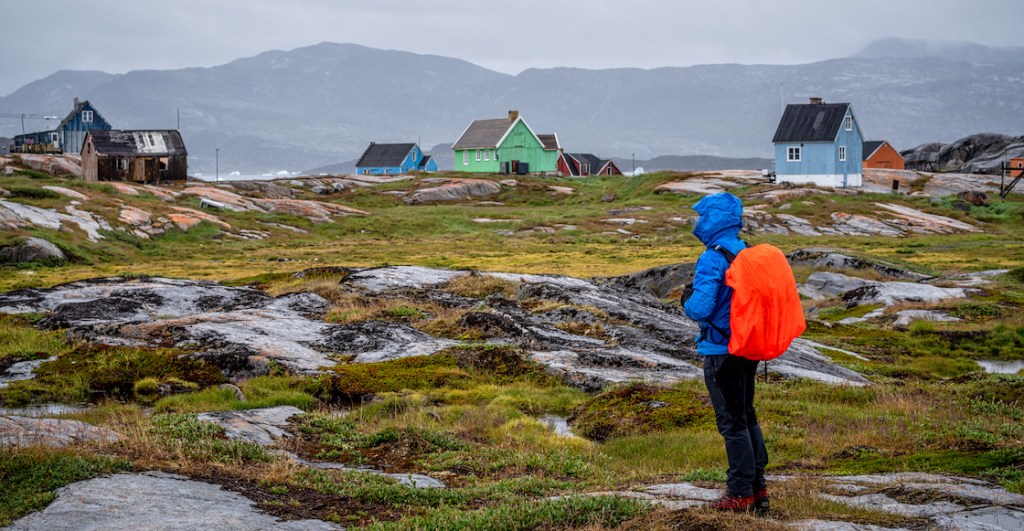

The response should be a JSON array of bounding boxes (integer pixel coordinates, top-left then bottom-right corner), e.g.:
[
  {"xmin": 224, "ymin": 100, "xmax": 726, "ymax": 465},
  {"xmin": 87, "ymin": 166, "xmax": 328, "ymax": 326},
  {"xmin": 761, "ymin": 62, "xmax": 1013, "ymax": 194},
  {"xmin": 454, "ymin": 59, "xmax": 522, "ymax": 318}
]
[
  {"xmin": 855, "ymin": 38, "xmax": 1024, "ymax": 64},
  {"xmin": 609, "ymin": 155, "xmax": 772, "ymax": 173},
  {"xmin": 2, "ymin": 40, "xmax": 1024, "ymax": 174}
]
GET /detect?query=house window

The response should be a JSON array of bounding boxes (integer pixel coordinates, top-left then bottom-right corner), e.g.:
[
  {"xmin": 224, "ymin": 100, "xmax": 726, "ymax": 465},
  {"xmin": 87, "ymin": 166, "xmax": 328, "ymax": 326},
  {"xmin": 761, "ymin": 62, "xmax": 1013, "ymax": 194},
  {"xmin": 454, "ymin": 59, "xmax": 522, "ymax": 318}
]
[
  {"xmin": 82, "ymin": 110, "xmax": 94, "ymax": 123},
  {"xmin": 844, "ymin": 116, "xmax": 852, "ymax": 131},
  {"xmin": 117, "ymin": 158, "xmax": 129, "ymax": 171},
  {"xmin": 50, "ymin": 133, "xmax": 59, "ymax": 143},
  {"xmin": 787, "ymin": 147, "xmax": 801, "ymax": 162},
  {"xmin": 475, "ymin": 150, "xmax": 481, "ymax": 161},
  {"xmin": 839, "ymin": 146, "xmax": 847, "ymax": 161},
  {"xmin": 463, "ymin": 150, "xmax": 468, "ymax": 165},
  {"xmin": 495, "ymin": 151, "xmax": 499, "ymax": 161},
  {"xmin": 484, "ymin": 149, "xmax": 490, "ymax": 161}
]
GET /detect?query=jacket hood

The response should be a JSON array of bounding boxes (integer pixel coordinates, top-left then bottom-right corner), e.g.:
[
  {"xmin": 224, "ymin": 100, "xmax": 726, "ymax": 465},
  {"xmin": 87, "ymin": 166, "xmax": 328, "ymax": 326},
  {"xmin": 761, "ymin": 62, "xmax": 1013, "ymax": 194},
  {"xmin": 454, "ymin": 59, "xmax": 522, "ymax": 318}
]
[{"xmin": 692, "ymin": 193, "xmax": 744, "ymax": 245}]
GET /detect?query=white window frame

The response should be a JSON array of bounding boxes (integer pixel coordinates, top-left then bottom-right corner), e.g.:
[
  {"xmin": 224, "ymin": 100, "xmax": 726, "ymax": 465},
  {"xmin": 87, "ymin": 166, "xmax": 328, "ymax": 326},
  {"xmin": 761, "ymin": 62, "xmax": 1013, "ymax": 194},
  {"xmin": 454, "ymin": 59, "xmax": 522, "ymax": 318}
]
[
  {"xmin": 475, "ymin": 149, "xmax": 481, "ymax": 161},
  {"xmin": 463, "ymin": 150, "xmax": 468, "ymax": 165},
  {"xmin": 484, "ymin": 149, "xmax": 490, "ymax": 161},
  {"xmin": 50, "ymin": 132, "xmax": 59, "ymax": 143},
  {"xmin": 82, "ymin": 110, "xmax": 94, "ymax": 123},
  {"xmin": 787, "ymin": 146, "xmax": 801, "ymax": 162},
  {"xmin": 844, "ymin": 116, "xmax": 852, "ymax": 131},
  {"xmin": 117, "ymin": 158, "xmax": 129, "ymax": 171},
  {"xmin": 838, "ymin": 145, "xmax": 847, "ymax": 162}
]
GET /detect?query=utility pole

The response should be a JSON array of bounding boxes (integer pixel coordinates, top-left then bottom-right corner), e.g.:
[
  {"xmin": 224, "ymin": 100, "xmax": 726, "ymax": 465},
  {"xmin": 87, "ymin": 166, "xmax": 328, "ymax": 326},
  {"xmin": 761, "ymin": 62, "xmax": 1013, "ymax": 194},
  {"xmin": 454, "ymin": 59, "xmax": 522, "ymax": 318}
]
[
  {"xmin": 21, "ymin": 114, "xmax": 25, "ymax": 136},
  {"xmin": 177, "ymin": 108, "xmax": 180, "ymax": 130},
  {"xmin": 632, "ymin": 153, "xmax": 635, "ymax": 176},
  {"xmin": 216, "ymin": 148, "xmax": 219, "ymax": 182}
]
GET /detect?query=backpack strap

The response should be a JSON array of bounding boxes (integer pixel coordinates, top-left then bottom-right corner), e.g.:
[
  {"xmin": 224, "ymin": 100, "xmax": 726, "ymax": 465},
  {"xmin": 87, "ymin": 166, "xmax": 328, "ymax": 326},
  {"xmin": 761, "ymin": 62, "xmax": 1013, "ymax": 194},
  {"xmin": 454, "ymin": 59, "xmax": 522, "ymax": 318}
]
[{"xmin": 709, "ymin": 240, "xmax": 748, "ymax": 264}]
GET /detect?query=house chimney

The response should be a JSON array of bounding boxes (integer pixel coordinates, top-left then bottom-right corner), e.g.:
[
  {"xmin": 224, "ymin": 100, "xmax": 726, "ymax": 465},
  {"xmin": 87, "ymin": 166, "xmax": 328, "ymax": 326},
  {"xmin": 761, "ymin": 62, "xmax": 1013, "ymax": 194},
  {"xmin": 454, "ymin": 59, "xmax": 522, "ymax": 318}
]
[
  {"xmin": 73, "ymin": 97, "xmax": 79, "ymax": 108},
  {"xmin": 508, "ymin": 110, "xmax": 519, "ymax": 122},
  {"xmin": 809, "ymin": 97, "xmax": 824, "ymax": 105}
]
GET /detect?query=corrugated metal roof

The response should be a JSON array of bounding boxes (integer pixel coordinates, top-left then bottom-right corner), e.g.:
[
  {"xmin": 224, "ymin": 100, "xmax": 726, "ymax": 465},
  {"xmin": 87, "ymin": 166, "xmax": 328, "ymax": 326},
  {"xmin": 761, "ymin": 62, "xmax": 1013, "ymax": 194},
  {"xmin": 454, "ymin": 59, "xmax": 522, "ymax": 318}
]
[
  {"xmin": 772, "ymin": 103, "xmax": 850, "ymax": 143},
  {"xmin": 355, "ymin": 143, "xmax": 415, "ymax": 168},
  {"xmin": 452, "ymin": 118, "xmax": 515, "ymax": 150},
  {"xmin": 863, "ymin": 140, "xmax": 885, "ymax": 159},
  {"xmin": 537, "ymin": 134, "xmax": 559, "ymax": 150},
  {"xmin": 88, "ymin": 130, "xmax": 186, "ymax": 156}
]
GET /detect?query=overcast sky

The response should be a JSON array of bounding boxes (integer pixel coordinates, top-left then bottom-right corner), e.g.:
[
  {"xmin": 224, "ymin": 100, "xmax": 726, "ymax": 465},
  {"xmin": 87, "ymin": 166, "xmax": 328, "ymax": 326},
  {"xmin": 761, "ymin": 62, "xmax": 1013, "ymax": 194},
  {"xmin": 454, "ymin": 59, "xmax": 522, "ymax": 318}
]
[{"xmin": 2, "ymin": 0, "xmax": 1023, "ymax": 96}]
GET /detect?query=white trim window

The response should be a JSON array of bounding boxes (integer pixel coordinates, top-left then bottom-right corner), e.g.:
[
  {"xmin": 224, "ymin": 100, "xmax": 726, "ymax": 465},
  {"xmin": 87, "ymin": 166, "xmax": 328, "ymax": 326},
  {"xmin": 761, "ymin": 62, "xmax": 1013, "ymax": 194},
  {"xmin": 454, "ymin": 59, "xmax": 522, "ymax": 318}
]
[
  {"xmin": 787, "ymin": 146, "xmax": 801, "ymax": 162},
  {"xmin": 463, "ymin": 150, "xmax": 468, "ymax": 165},
  {"xmin": 838, "ymin": 145, "xmax": 847, "ymax": 161},
  {"xmin": 844, "ymin": 116, "xmax": 852, "ymax": 131},
  {"xmin": 484, "ymin": 149, "xmax": 490, "ymax": 161},
  {"xmin": 117, "ymin": 158, "xmax": 129, "ymax": 171},
  {"xmin": 475, "ymin": 149, "xmax": 481, "ymax": 161},
  {"xmin": 82, "ymin": 110, "xmax": 94, "ymax": 123}
]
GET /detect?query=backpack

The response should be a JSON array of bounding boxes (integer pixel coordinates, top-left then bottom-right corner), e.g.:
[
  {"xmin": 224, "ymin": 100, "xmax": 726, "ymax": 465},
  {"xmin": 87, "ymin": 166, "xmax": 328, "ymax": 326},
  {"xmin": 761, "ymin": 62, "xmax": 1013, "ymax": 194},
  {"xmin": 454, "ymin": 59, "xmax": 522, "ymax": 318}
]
[{"xmin": 708, "ymin": 243, "xmax": 806, "ymax": 361}]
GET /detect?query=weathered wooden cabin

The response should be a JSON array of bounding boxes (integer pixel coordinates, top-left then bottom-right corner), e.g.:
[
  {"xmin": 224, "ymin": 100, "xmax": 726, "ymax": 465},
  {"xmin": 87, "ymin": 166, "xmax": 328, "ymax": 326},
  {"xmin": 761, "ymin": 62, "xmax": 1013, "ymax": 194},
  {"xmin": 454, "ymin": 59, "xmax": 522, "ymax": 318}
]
[{"xmin": 81, "ymin": 130, "xmax": 188, "ymax": 182}]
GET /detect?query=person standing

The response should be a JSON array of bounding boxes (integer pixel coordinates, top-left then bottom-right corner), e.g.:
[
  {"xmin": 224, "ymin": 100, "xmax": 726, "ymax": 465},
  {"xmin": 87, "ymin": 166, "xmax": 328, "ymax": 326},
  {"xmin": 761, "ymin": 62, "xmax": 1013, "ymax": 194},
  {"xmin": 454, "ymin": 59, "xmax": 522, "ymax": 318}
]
[{"xmin": 682, "ymin": 192, "xmax": 769, "ymax": 514}]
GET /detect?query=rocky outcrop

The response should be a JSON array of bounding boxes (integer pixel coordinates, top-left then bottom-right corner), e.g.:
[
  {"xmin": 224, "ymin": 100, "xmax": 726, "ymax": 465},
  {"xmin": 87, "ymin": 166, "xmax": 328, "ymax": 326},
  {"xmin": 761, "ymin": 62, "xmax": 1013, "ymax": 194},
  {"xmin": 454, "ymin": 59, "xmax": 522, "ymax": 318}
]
[
  {"xmin": 743, "ymin": 203, "xmax": 979, "ymax": 237},
  {"xmin": 800, "ymin": 271, "xmax": 972, "ymax": 306},
  {"xmin": 902, "ymin": 133, "xmax": 1024, "ymax": 174},
  {"xmin": 0, "ymin": 415, "xmax": 122, "ymax": 447},
  {"xmin": 0, "ymin": 237, "xmax": 65, "ymax": 263},
  {"xmin": 180, "ymin": 186, "xmax": 366, "ymax": 222},
  {"xmin": 787, "ymin": 249, "xmax": 931, "ymax": 281},
  {"xmin": 588, "ymin": 473, "xmax": 1024, "ymax": 529},
  {"xmin": 41, "ymin": 186, "xmax": 88, "ymax": 200},
  {"xmin": 0, "ymin": 199, "xmax": 108, "ymax": 241},
  {"xmin": 3, "ymin": 472, "xmax": 340, "ymax": 531},
  {"xmin": 0, "ymin": 267, "xmax": 868, "ymax": 388},
  {"xmin": 404, "ymin": 179, "xmax": 500, "ymax": 204},
  {"xmin": 17, "ymin": 154, "xmax": 82, "ymax": 176}
]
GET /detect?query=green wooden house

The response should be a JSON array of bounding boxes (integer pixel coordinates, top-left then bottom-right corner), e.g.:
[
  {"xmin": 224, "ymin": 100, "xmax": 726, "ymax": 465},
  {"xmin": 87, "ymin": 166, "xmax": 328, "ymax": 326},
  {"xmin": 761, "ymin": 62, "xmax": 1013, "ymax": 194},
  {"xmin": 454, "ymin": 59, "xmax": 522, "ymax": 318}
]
[{"xmin": 452, "ymin": 111, "xmax": 561, "ymax": 174}]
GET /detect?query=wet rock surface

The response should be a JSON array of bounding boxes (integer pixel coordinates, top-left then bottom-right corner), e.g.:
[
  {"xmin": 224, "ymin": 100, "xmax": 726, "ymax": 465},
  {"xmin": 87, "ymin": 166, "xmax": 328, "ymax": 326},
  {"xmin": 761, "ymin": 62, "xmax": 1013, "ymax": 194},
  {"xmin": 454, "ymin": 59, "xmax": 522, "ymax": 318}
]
[
  {"xmin": 800, "ymin": 271, "xmax": 972, "ymax": 306},
  {"xmin": 0, "ymin": 265, "xmax": 868, "ymax": 387},
  {"xmin": 3, "ymin": 471, "xmax": 341, "ymax": 531},
  {"xmin": 0, "ymin": 415, "xmax": 122, "ymax": 447}
]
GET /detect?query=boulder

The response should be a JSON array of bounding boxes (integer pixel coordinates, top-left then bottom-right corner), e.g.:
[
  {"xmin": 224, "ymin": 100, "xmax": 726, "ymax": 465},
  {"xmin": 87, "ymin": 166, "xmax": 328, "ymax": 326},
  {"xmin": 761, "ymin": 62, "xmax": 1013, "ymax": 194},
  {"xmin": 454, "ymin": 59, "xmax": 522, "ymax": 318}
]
[
  {"xmin": 196, "ymin": 406, "xmax": 303, "ymax": 447},
  {"xmin": 42, "ymin": 186, "xmax": 88, "ymax": 200},
  {"xmin": 404, "ymin": 179, "xmax": 501, "ymax": 204},
  {"xmin": 0, "ymin": 415, "xmax": 122, "ymax": 447},
  {"xmin": 0, "ymin": 237, "xmax": 66, "ymax": 263},
  {"xmin": 957, "ymin": 190, "xmax": 990, "ymax": 207},
  {"xmin": 787, "ymin": 248, "xmax": 931, "ymax": 281}
]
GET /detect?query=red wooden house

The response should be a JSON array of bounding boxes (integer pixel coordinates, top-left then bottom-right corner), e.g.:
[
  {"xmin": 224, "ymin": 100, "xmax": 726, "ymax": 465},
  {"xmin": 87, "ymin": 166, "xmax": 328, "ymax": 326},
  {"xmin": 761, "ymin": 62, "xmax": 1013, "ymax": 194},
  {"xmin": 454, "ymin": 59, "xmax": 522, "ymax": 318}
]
[{"xmin": 863, "ymin": 141, "xmax": 905, "ymax": 170}]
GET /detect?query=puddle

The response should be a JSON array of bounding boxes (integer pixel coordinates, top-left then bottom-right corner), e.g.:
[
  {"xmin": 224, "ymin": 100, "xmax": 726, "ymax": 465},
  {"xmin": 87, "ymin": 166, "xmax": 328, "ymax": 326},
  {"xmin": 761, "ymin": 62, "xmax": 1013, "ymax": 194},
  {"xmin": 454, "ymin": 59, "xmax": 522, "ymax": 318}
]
[
  {"xmin": 0, "ymin": 403, "xmax": 90, "ymax": 417},
  {"xmin": 976, "ymin": 360, "xmax": 1024, "ymax": 375},
  {"xmin": 540, "ymin": 415, "xmax": 576, "ymax": 437}
]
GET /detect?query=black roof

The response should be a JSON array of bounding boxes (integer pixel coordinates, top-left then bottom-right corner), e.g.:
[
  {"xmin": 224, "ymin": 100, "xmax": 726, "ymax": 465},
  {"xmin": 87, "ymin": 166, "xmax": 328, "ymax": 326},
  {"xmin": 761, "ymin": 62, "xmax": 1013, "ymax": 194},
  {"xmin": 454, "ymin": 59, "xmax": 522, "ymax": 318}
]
[
  {"xmin": 772, "ymin": 102, "xmax": 850, "ymax": 143},
  {"xmin": 863, "ymin": 140, "xmax": 886, "ymax": 158},
  {"xmin": 418, "ymin": 155, "xmax": 432, "ymax": 169},
  {"xmin": 356, "ymin": 143, "xmax": 415, "ymax": 168},
  {"xmin": 567, "ymin": 153, "xmax": 609, "ymax": 174},
  {"xmin": 87, "ymin": 130, "xmax": 186, "ymax": 156}
]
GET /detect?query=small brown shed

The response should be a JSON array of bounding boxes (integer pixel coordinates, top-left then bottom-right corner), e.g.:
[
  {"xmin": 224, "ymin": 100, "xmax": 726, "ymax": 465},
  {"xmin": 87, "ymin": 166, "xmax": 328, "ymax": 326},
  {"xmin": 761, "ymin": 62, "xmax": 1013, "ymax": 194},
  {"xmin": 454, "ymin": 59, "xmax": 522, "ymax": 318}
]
[{"xmin": 81, "ymin": 130, "xmax": 188, "ymax": 182}]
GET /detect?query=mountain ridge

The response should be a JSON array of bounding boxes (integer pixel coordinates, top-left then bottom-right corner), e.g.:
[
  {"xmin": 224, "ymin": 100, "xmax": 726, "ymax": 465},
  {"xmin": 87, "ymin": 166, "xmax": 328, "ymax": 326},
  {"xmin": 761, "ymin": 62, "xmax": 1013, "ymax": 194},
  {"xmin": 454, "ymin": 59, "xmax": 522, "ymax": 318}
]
[{"xmin": 2, "ymin": 39, "xmax": 1023, "ymax": 173}]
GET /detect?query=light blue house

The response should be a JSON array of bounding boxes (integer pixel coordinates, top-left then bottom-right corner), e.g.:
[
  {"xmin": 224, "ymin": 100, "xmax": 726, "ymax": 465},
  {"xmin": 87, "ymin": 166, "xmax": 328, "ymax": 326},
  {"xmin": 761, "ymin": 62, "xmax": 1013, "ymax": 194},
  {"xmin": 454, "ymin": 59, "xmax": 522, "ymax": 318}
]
[
  {"xmin": 355, "ymin": 143, "xmax": 437, "ymax": 175},
  {"xmin": 772, "ymin": 98, "xmax": 863, "ymax": 187}
]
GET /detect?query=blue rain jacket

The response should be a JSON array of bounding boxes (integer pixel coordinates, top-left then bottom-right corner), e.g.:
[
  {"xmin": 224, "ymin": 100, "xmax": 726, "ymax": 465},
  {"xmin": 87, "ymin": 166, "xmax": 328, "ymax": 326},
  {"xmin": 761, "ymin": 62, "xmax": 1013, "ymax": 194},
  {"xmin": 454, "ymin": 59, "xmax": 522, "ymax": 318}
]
[{"xmin": 683, "ymin": 193, "xmax": 746, "ymax": 355}]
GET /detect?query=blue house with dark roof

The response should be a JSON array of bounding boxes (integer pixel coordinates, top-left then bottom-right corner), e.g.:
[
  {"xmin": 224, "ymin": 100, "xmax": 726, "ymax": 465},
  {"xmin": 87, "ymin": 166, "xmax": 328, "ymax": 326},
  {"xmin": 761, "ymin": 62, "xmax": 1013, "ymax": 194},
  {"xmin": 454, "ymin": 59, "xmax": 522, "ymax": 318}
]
[
  {"xmin": 355, "ymin": 143, "xmax": 437, "ymax": 175},
  {"xmin": 13, "ymin": 98, "xmax": 112, "ymax": 155},
  {"xmin": 772, "ymin": 97, "xmax": 863, "ymax": 187}
]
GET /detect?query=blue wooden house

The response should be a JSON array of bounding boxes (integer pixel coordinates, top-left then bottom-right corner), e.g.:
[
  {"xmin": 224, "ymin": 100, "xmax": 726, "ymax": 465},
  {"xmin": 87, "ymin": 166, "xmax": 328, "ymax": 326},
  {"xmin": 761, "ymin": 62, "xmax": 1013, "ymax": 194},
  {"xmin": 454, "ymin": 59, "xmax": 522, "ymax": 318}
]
[
  {"xmin": 772, "ymin": 98, "xmax": 863, "ymax": 188},
  {"xmin": 355, "ymin": 143, "xmax": 437, "ymax": 175},
  {"xmin": 13, "ymin": 99, "xmax": 112, "ymax": 155}
]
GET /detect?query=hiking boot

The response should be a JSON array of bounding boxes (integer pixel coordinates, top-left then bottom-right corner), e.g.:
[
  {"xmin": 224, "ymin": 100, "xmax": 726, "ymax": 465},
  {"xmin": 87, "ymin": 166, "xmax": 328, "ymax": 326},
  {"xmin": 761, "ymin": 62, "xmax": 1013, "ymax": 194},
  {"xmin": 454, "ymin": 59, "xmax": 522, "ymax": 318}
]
[
  {"xmin": 753, "ymin": 488, "xmax": 770, "ymax": 516},
  {"xmin": 709, "ymin": 493, "xmax": 755, "ymax": 512}
]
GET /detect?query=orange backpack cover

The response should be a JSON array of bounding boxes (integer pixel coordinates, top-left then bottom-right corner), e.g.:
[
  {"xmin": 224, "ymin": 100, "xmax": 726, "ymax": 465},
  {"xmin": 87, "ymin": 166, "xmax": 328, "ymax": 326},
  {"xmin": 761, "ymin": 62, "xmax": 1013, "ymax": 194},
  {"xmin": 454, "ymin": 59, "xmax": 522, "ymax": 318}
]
[{"xmin": 722, "ymin": 244, "xmax": 806, "ymax": 360}]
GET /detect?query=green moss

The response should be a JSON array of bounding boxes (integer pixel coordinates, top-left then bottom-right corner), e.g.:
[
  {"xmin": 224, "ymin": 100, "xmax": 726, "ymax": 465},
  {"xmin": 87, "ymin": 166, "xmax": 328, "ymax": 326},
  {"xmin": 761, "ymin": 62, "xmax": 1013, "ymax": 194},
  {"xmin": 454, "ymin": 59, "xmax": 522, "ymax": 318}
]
[
  {"xmin": 150, "ymin": 413, "xmax": 273, "ymax": 464},
  {"xmin": 570, "ymin": 382, "xmax": 713, "ymax": 442},
  {"xmin": 153, "ymin": 376, "xmax": 316, "ymax": 413},
  {"xmin": 309, "ymin": 355, "xmax": 475, "ymax": 403},
  {"xmin": 6, "ymin": 187, "xmax": 61, "ymax": 200},
  {"xmin": 0, "ymin": 344, "xmax": 225, "ymax": 406},
  {"xmin": 0, "ymin": 450, "xmax": 132, "ymax": 526}
]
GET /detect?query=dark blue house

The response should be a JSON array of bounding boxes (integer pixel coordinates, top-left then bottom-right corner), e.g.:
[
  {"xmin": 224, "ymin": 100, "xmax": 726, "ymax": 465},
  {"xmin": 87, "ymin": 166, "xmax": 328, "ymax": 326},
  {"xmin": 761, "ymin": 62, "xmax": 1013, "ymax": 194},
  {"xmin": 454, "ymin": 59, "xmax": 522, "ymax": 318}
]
[
  {"xmin": 355, "ymin": 143, "xmax": 438, "ymax": 175},
  {"xmin": 14, "ymin": 99, "xmax": 112, "ymax": 155},
  {"xmin": 772, "ymin": 98, "xmax": 863, "ymax": 188}
]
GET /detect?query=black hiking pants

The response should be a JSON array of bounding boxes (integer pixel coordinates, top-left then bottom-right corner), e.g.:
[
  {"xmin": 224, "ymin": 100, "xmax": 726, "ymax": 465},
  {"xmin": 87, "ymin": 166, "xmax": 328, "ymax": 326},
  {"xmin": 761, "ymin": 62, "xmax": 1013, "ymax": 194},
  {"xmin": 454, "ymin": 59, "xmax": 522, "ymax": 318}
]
[{"xmin": 703, "ymin": 354, "xmax": 768, "ymax": 498}]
